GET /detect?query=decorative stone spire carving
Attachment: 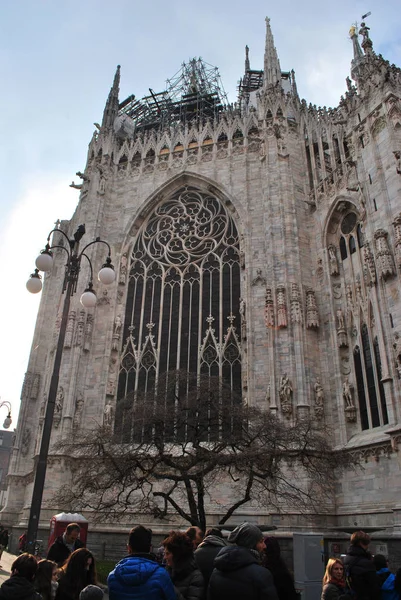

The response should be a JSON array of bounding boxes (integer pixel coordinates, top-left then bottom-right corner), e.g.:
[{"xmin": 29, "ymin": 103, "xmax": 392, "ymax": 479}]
[
  {"xmin": 276, "ymin": 285, "xmax": 287, "ymax": 328},
  {"xmin": 362, "ymin": 244, "xmax": 377, "ymax": 286},
  {"xmin": 245, "ymin": 45, "xmax": 250, "ymax": 72},
  {"xmin": 290, "ymin": 283, "xmax": 302, "ymax": 324},
  {"xmin": 84, "ymin": 314, "xmax": 93, "ymax": 352},
  {"xmin": 101, "ymin": 65, "xmax": 121, "ymax": 130},
  {"xmin": 263, "ymin": 17, "xmax": 281, "ymax": 87},
  {"xmin": 393, "ymin": 213, "xmax": 401, "ymax": 269},
  {"xmin": 265, "ymin": 288, "xmax": 275, "ymax": 329},
  {"xmin": 374, "ymin": 229, "xmax": 395, "ymax": 280},
  {"xmin": 64, "ymin": 310, "xmax": 76, "ymax": 349},
  {"xmin": 306, "ymin": 289, "xmax": 319, "ymax": 329},
  {"xmin": 349, "ymin": 24, "xmax": 363, "ymax": 61}
]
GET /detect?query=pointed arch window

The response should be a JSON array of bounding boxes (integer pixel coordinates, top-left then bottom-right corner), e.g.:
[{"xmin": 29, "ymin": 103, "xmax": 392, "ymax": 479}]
[
  {"xmin": 117, "ymin": 186, "xmax": 242, "ymax": 441},
  {"xmin": 353, "ymin": 346, "xmax": 369, "ymax": 430},
  {"xmin": 353, "ymin": 326, "xmax": 389, "ymax": 429},
  {"xmin": 340, "ymin": 237, "xmax": 347, "ymax": 260}
]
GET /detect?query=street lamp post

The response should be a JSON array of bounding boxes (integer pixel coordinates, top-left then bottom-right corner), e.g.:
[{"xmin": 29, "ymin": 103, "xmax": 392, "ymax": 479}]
[
  {"xmin": 25, "ymin": 224, "xmax": 115, "ymax": 553},
  {"xmin": 0, "ymin": 401, "xmax": 12, "ymax": 429}
]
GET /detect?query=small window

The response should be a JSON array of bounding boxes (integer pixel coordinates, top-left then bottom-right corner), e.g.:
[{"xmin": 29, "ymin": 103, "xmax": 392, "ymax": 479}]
[
  {"xmin": 349, "ymin": 236, "xmax": 356, "ymax": 254},
  {"xmin": 340, "ymin": 237, "xmax": 348, "ymax": 260},
  {"xmin": 341, "ymin": 212, "xmax": 357, "ymax": 234}
]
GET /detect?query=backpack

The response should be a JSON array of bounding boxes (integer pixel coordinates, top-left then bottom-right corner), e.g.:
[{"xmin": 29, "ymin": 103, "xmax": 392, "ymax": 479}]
[{"xmin": 344, "ymin": 561, "xmax": 357, "ymax": 597}]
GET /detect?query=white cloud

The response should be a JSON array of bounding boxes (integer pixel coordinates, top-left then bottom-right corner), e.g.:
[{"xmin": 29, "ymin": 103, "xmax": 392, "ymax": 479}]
[{"xmin": 0, "ymin": 176, "xmax": 78, "ymax": 428}]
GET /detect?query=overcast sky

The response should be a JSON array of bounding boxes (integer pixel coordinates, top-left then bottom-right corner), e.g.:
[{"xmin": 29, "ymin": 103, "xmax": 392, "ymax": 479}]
[{"xmin": 0, "ymin": 0, "xmax": 400, "ymax": 429}]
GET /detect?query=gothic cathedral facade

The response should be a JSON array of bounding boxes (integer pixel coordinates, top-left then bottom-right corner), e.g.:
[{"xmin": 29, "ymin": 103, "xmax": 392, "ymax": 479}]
[{"xmin": 4, "ymin": 19, "xmax": 401, "ymax": 541}]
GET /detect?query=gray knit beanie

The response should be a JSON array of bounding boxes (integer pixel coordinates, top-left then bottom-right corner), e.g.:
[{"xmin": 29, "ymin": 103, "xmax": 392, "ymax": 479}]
[{"xmin": 227, "ymin": 522, "xmax": 263, "ymax": 549}]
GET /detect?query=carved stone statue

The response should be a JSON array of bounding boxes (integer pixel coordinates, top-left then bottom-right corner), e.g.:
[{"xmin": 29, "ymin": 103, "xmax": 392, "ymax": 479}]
[
  {"xmin": 314, "ymin": 378, "xmax": 324, "ymax": 405},
  {"xmin": 21, "ymin": 428, "xmax": 31, "ymax": 457},
  {"xmin": 279, "ymin": 373, "xmax": 293, "ymax": 416},
  {"xmin": 359, "ymin": 22, "xmax": 370, "ymax": 43},
  {"xmin": 337, "ymin": 309, "xmax": 345, "ymax": 330},
  {"xmin": 119, "ymin": 253, "xmax": 128, "ymax": 285},
  {"xmin": 114, "ymin": 315, "xmax": 122, "ymax": 335},
  {"xmin": 104, "ymin": 399, "xmax": 114, "ymax": 428},
  {"xmin": 73, "ymin": 393, "xmax": 84, "ymax": 428},
  {"xmin": 328, "ymin": 245, "xmax": 339, "ymax": 276},
  {"xmin": 265, "ymin": 380, "xmax": 271, "ymax": 405},
  {"xmin": 314, "ymin": 378, "xmax": 324, "ymax": 419},
  {"xmin": 54, "ymin": 386, "xmax": 64, "ymax": 428},
  {"xmin": 342, "ymin": 377, "xmax": 354, "ymax": 408}
]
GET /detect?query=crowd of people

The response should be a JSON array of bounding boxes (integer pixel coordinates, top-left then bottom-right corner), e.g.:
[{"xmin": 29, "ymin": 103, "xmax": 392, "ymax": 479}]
[{"xmin": 0, "ymin": 523, "xmax": 400, "ymax": 600}]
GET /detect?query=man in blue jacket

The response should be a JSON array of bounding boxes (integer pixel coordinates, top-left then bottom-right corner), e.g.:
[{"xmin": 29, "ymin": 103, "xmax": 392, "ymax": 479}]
[{"xmin": 108, "ymin": 525, "xmax": 177, "ymax": 600}]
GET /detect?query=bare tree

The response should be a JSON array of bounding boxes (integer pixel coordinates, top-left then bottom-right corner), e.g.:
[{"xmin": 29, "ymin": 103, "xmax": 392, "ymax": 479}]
[{"xmin": 53, "ymin": 371, "xmax": 351, "ymax": 531}]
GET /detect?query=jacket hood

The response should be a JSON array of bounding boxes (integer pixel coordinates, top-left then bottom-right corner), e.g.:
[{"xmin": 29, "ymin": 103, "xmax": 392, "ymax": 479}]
[
  {"xmin": 0, "ymin": 576, "xmax": 38, "ymax": 600},
  {"xmin": 197, "ymin": 535, "xmax": 228, "ymax": 549},
  {"xmin": 110, "ymin": 555, "xmax": 161, "ymax": 588},
  {"xmin": 213, "ymin": 545, "xmax": 257, "ymax": 572},
  {"xmin": 227, "ymin": 522, "xmax": 262, "ymax": 549},
  {"xmin": 346, "ymin": 544, "xmax": 372, "ymax": 559}
]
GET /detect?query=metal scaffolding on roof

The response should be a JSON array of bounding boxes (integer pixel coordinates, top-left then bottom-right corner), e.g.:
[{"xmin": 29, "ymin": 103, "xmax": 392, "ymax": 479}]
[{"xmin": 118, "ymin": 58, "xmax": 229, "ymax": 133}]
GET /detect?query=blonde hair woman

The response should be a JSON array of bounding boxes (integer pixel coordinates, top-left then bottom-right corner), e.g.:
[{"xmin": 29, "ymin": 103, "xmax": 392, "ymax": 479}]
[{"xmin": 322, "ymin": 558, "xmax": 352, "ymax": 600}]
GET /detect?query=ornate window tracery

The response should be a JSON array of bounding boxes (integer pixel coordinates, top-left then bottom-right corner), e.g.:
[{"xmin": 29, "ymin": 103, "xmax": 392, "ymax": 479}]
[
  {"xmin": 117, "ymin": 186, "xmax": 242, "ymax": 441},
  {"xmin": 331, "ymin": 209, "xmax": 389, "ymax": 430}
]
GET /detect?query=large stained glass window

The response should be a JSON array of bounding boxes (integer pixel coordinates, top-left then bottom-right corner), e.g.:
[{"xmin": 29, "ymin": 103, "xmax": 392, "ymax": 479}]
[{"xmin": 117, "ymin": 186, "xmax": 242, "ymax": 440}]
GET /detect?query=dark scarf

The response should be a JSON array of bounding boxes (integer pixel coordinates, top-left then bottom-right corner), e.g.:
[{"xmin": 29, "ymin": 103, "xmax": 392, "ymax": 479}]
[{"xmin": 329, "ymin": 577, "xmax": 346, "ymax": 589}]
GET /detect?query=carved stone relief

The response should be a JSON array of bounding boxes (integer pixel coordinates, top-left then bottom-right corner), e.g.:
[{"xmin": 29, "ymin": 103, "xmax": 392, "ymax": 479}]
[
  {"xmin": 30, "ymin": 373, "xmax": 40, "ymax": 400},
  {"xmin": 374, "ymin": 229, "xmax": 395, "ymax": 279}
]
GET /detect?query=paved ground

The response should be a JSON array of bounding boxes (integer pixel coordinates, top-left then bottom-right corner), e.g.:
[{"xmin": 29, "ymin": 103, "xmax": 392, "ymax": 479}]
[{"xmin": 0, "ymin": 551, "xmax": 15, "ymax": 585}]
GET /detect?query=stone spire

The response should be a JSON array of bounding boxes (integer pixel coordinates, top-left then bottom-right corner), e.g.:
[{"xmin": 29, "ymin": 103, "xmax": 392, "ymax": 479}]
[
  {"xmin": 349, "ymin": 25, "xmax": 363, "ymax": 60},
  {"xmin": 101, "ymin": 65, "xmax": 121, "ymax": 130},
  {"xmin": 263, "ymin": 17, "xmax": 281, "ymax": 87},
  {"xmin": 245, "ymin": 45, "xmax": 250, "ymax": 72}
]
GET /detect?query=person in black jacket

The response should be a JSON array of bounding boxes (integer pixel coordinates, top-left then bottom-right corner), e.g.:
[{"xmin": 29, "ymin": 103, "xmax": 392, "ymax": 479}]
[
  {"xmin": 47, "ymin": 524, "xmax": 85, "ymax": 567},
  {"xmin": 208, "ymin": 522, "xmax": 279, "ymax": 600},
  {"xmin": 0, "ymin": 553, "xmax": 41, "ymax": 600},
  {"xmin": 343, "ymin": 531, "xmax": 381, "ymax": 600},
  {"xmin": 262, "ymin": 537, "xmax": 298, "ymax": 600},
  {"xmin": 164, "ymin": 531, "xmax": 205, "ymax": 600},
  {"xmin": 195, "ymin": 528, "xmax": 228, "ymax": 588},
  {"xmin": 56, "ymin": 548, "xmax": 97, "ymax": 600}
]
